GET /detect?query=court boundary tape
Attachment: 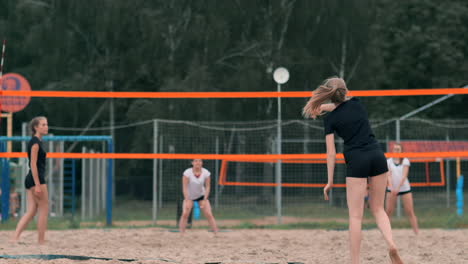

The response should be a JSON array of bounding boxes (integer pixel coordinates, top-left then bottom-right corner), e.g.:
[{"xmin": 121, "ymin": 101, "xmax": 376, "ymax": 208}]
[
  {"xmin": 168, "ymin": 229, "xmax": 232, "ymax": 232},
  {"xmin": 203, "ymin": 262, "xmax": 304, "ymax": 264},
  {"xmin": 0, "ymin": 255, "xmax": 304, "ymax": 264},
  {"xmin": 0, "ymin": 254, "xmax": 179, "ymax": 263}
]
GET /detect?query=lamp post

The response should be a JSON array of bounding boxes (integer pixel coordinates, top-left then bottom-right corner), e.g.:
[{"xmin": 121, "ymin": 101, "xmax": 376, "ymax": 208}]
[{"xmin": 273, "ymin": 67, "xmax": 289, "ymax": 224}]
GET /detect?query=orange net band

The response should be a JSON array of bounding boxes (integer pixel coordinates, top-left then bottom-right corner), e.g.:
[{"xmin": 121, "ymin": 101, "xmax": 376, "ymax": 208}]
[
  {"xmin": 0, "ymin": 88, "xmax": 467, "ymax": 98},
  {"xmin": 0, "ymin": 152, "xmax": 466, "ymax": 159}
]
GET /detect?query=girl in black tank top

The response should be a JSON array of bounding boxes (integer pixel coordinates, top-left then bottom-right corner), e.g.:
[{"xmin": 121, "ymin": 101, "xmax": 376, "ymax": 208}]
[
  {"xmin": 24, "ymin": 136, "xmax": 47, "ymax": 189},
  {"xmin": 12, "ymin": 116, "xmax": 50, "ymax": 245},
  {"xmin": 303, "ymin": 78, "xmax": 403, "ymax": 263}
]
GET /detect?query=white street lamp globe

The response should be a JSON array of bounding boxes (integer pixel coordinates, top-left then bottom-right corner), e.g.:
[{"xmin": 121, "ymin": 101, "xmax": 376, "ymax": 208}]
[{"xmin": 273, "ymin": 67, "xmax": 289, "ymax": 84}]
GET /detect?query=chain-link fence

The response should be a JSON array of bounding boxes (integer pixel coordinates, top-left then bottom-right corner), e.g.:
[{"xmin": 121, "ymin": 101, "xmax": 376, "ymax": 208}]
[
  {"xmin": 2, "ymin": 118, "xmax": 467, "ymax": 225},
  {"xmin": 109, "ymin": 118, "xmax": 468, "ymax": 225}
]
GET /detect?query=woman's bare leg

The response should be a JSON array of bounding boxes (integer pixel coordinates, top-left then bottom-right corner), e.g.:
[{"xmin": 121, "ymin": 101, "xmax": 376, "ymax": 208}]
[
  {"xmin": 346, "ymin": 177, "xmax": 367, "ymax": 264},
  {"xmin": 401, "ymin": 193, "xmax": 419, "ymax": 234},
  {"xmin": 37, "ymin": 185, "xmax": 49, "ymax": 244},
  {"xmin": 200, "ymin": 200, "xmax": 218, "ymax": 234},
  {"xmin": 178, "ymin": 200, "xmax": 193, "ymax": 233},
  {"xmin": 12, "ymin": 189, "xmax": 38, "ymax": 242},
  {"xmin": 369, "ymin": 174, "xmax": 403, "ymax": 263},
  {"xmin": 385, "ymin": 192, "xmax": 397, "ymax": 217}
]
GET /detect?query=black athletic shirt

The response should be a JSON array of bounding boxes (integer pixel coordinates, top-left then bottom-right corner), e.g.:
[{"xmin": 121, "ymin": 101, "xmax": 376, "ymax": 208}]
[
  {"xmin": 27, "ymin": 136, "xmax": 47, "ymax": 177},
  {"xmin": 323, "ymin": 97, "xmax": 378, "ymax": 154}
]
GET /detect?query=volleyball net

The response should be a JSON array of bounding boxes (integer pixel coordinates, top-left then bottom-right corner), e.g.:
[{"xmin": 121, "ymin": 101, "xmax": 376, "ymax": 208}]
[{"xmin": 0, "ymin": 88, "xmax": 467, "ymax": 225}]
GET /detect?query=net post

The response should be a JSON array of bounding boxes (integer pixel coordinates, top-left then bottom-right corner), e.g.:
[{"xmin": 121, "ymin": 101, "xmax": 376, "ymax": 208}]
[
  {"xmin": 72, "ymin": 159, "xmax": 76, "ymax": 218},
  {"xmin": 446, "ymin": 135, "xmax": 451, "ymax": 208},
  {"xmin": 158, "ymin": 135, "xmax": 163, "ymax": 209},
  {"xmin": 81, "ymin": 146, "xmax": 86, "ymax": 220},
  {"xmin": 152, "ymin": 119, "xmax": 158, "ymax": 224},
  {"xmin": 6, "ymin": 113, "xmax": 13, "ymax": 153},
  {"xmin": 395, "ymin": 119, "xmax": 402, "ymax": 218},
  {"xmin": 20, "ymin": 122, "xmax": 27, "ymax": 216},
  {"xmin": 60, "ymin": 141, "xmax": 65, "ymax": 216},
  {"xmin": 214, "ymin": 137, "xmax": 219, "ymax": 209},
  {"xmin": 101, "ymin": 155, "xmax": 105, "ymax": 212},
  {"xmin": 456, "ymin": 157, "xmax": 463, "ymax": 216},
  {"xmin": 396, "ymin": 197, "xmax": 402, "ymax": 218},
  {"xmin": 1, "ymin": 141, "xmax": 10, "ymax": 222},
  {"xmin": 47, "ymin": 140, "xmax": 54, "ymax": 215},
  {"xmin": 106, "ymin": 139, "xmax": 113, "ymax": 226},
  {"xmin": 276, "ymin": 82, "xmax": 283, "ymax": 225}
]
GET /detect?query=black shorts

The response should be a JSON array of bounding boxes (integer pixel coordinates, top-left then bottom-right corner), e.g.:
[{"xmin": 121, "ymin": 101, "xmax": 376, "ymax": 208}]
[
  {"xmin": 345, "ymin": 148, "xmax": 388, "ymax": 178},
  {"xmin": 192, "ymin": 195, "xmax": 204, "ymax": 202},
  {"xmin": 386, "ymin": 189, "xmax": 411, "ymax": 196},
  {"xmin": 24, "ymin": 172, "xmax": 46, "ymax": 189}
]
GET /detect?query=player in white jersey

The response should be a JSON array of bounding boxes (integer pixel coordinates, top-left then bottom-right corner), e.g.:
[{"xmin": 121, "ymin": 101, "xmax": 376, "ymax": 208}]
[
  {"xmin": 178, "ymin": 159, "xmax": 218, "ymax": 234},
  {"xmin": 386, "ymin": 143, "xmax": 419, "ymax": 234}
]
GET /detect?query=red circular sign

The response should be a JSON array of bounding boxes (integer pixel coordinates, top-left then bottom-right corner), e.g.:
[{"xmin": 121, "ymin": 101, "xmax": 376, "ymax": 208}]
[{"xmin": 0, "ymin": 73, "xmax": 32, "ymax": 112}]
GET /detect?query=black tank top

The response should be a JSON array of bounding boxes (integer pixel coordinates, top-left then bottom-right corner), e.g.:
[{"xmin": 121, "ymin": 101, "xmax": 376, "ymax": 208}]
[
  {"xmin": 27, "ymin": 136, "xmax": 47, "ymax": 177},
  {"xmin": 323, "ymin": 97, "xmax": 379, "ymax": 154}
]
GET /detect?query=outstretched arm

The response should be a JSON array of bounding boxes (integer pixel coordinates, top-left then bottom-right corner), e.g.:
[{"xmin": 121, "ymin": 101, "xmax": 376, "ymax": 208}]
[
  {"xmin": 398, "ymin": 165, "xmax": 410, "ymax": 190},
  {"xmin": 182, "ymin": 176, "xmax": 190, "ymax": 200},
  {"xmin": 204, "ymin": 176, "xmax": 211, "ymax": 201},
  {"xmin": 388, "ymin": 170, "xmax": 398, "ymax": 196},
  {"xmin": 387, "ymin": 170, "xmax": 393, "ymax": 189},
  {"xmin": 324, "ymin": 134, "xmax": 336, "ymax": 200}
]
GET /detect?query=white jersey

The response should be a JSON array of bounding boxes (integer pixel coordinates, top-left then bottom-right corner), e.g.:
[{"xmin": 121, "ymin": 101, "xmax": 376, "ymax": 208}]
[
  {"xmin": 183, "ymin": 168, "xmax": 211, "ymax": 200},
  {"xmin": 387, "ymin": 158, "xmax": 411, "ymax": 192}
]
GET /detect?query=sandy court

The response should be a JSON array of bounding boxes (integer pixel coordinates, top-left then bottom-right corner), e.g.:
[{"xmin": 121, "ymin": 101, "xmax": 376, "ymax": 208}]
[{"xmin": 0, "ymin": 228, "xmax": 467, "ymax": 264}]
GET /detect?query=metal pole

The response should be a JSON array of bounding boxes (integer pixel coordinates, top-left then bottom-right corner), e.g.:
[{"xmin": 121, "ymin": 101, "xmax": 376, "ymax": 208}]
[
  {"xmin": 396, "ymin": 119, "xmax": 400, "ymax": 143},
  {"xmin": 108, "ymin": 81, "xmax": 115, "ymax": 204},
  {"xmin": 446, "ymin": 134, "xmax": 450, "ymax": 208},
  {"xmin": 20, "ymin": 122, "xmax": 27, "ymax": 216},
  {"xmin": 447, "ymin": 159, "xmax": 451, "ymax": 208},
  {"xmin": 396, "ymin": 196, "xmax": 402, "ymax": 218},
  {"xmin": 59, "ymin": 141, "xmax": 64, "ymax": 216},
  {"xmin": 89, "ymin": 149, "xmax": 94, "ymax": 219},
  {"xmin": 48, "ymin": 140, "xmax": 54, "ymax": 215},
  {"xmin": 81, "ymin": 146, "xmax": 86, "ymax": 220},
  {"xmin": 158, "ymin": 135, "xmax": 163, "ymax": 209},
  {"xmin": 215, "ymin": 136, "xmax": 219, "ymax": 209},
  {"xmin": 101, "ymin": 142, "xmax": 106, "ymax": 211},
  {"xmin": 7, "ymin": 113, "xmax": 12, "ymax": 153},
  {"xmin": 276, "ymin": 83, "xmax": 282, "ymax": 224},
  {"xmin": 101, "ymin": 156, "xmax": 106, "ymax": 211},
  {"xmin": 72, "ymin": 159, "xmax": 76, "ymax": 217},
  {"xmin": 152, "ymin": 120, "xmax": 158, "ymax": 224},
  {"xmin": 95, "ymin": 153, "xmax": 99, "ymax": 215},
  {"xmin": 400, "ymin": 94, "xmax": 455, "ymax": 120},
  {"xmin": 106, "ymin": 139, "xmax": 113, "ymax": 226},
  {"xmin": 1, "ymin": 142, "xmax": 10, "ymax": 222},
  {"xmin": 395, "ymin": 119, "xmax": 402, "ymax": 218},
  {"xmin": 94, "ymin": 158, "xmax": 99, "ymax": 213}
]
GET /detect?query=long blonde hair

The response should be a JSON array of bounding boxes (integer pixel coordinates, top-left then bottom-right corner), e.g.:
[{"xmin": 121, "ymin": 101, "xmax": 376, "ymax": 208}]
[
  {"xmin": 302, "ymin": 77, "xmax": 348, "ymax": 119},
  {"xmin": 29, "ymin": 116, "xmax": 47, "ymax": 136}
]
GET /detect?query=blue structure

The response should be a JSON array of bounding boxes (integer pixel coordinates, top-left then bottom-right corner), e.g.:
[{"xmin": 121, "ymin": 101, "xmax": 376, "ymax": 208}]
[
  {"xmin": 456, "ymin": 175, "xmax": 464, "ymax": 216},
  {"xmin": 63, "ymin": 159, "xmax": 77, "ymax": 217},
  {"xmin": 0, "ymin": 142, "xmax": 10, "ymax": 222},
  {"xmin": 0, "ymin": 136, "xmax": 114, "ymax": 226},
  {"xmin": 193, "ymin": 201, "xmax": 200, "ymax": 220}
]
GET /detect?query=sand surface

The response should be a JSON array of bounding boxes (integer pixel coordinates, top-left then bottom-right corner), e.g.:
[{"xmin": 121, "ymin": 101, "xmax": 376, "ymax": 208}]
[{"xmin": 1, "ymin": 228, "xmax": 467, "ymax": 264}]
